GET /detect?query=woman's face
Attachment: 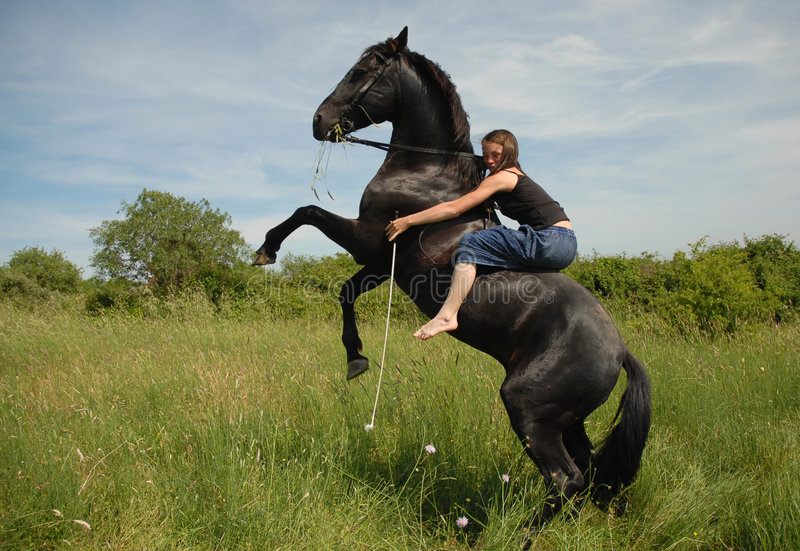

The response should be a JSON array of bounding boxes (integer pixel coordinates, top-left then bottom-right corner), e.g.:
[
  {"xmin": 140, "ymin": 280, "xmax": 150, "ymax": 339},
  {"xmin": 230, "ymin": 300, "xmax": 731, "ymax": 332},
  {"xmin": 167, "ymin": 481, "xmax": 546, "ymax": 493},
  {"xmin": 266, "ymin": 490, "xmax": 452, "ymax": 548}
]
[{"xmin": 482, "ymin": 142, "xmax": 504, "ymax": 173}]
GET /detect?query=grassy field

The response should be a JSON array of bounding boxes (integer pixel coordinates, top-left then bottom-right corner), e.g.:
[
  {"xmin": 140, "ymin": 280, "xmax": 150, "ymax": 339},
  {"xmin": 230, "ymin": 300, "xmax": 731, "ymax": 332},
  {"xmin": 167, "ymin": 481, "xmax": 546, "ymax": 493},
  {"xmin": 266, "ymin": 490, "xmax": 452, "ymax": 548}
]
[{"xmin": 1, "ymin": 299, "xmax": 799, "ymax": 550}]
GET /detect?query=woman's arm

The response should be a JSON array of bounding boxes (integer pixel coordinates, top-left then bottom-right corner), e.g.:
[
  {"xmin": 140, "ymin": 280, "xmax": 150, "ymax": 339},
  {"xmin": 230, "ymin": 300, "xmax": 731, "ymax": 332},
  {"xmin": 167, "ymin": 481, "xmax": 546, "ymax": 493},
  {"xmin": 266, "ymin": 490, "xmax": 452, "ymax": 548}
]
[{"xmin": 385, "ymin": 171, "xmax": 516, "ymax": 241}]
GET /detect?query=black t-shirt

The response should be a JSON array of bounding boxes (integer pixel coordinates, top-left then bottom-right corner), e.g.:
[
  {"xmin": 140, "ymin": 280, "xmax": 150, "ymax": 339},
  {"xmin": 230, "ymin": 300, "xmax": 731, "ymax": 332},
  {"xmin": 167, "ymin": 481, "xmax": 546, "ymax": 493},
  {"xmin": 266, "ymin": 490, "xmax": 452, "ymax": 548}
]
[{"xmin": 492, "ymin": 171, "xmax": 569, "ymax": 230}]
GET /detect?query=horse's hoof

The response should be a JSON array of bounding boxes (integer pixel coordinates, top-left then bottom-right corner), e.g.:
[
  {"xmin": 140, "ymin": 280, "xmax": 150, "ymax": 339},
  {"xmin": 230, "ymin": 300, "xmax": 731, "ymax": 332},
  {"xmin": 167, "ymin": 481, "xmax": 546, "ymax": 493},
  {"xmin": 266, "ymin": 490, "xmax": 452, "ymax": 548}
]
[
  {"xmin": 252, "ymin": 250, "xmax": 276, "ymax": 266},
  {"xmin": 346, "ymin": 358, "xmax": 369, "ymax": 380}
]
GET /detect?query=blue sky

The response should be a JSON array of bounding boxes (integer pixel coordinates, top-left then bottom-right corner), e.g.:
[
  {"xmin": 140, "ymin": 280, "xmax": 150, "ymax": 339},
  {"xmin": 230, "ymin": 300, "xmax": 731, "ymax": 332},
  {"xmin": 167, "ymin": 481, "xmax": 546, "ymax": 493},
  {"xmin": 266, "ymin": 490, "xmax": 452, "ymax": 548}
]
[{"xmin": 2, "ymin": 0, "xmax": 799, "ymax": 276}]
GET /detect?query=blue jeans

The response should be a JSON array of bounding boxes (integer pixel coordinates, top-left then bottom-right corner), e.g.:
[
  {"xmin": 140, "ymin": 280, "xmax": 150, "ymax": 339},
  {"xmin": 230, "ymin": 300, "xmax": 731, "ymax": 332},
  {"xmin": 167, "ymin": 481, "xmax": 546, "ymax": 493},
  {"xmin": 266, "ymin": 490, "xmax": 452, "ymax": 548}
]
[{"xmin": 454, "ymin": 224, "xmax": 577, "ymax": 270}]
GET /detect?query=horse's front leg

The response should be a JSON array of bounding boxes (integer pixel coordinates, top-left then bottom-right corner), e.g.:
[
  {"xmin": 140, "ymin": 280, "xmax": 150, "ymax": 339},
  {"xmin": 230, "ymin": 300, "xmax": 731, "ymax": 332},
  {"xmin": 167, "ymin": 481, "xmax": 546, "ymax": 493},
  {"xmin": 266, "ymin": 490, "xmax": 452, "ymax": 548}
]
[
  {"xmin": 252, "ymin": 206, "xmax": 363, "ymax": 265},
  {"xmin": 340, "ymin": 265, "xmax": 389, "ymax": 380}
]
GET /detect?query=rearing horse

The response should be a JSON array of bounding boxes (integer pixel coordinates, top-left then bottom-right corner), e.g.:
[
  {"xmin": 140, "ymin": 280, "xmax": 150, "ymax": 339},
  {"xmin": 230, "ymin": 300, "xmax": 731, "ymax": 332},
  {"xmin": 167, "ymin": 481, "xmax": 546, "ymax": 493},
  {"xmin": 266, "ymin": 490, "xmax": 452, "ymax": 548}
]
[{"xmin": 254, "ymin": 27, "xmax": 651, "ymax": 530}]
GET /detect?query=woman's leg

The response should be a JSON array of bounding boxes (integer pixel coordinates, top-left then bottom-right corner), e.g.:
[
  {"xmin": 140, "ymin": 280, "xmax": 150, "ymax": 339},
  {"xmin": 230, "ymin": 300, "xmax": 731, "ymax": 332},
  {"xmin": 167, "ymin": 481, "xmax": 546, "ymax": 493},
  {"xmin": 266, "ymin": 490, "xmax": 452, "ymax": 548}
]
[{"xmin": 414, "ymin": 262, "xmax": 477, "ymax": 340}]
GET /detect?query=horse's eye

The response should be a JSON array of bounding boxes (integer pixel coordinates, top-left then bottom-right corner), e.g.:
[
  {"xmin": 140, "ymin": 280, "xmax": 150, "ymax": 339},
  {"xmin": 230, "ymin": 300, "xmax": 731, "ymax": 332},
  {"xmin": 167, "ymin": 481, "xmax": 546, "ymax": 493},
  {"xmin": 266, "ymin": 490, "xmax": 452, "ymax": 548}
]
[{"xmin": 350, "ymin": 68, "xmax": 367, "ymax": 81}]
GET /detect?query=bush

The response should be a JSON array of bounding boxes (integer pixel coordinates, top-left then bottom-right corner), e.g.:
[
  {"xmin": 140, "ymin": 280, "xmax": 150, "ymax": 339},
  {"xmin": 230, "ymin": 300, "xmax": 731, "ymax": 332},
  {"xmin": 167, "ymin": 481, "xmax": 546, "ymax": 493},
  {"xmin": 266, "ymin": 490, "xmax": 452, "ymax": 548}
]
[
  {"xmin": 566, "ymin": 252, "xmax": 668, "ymax": 306},
  {"xmin": 0, "ymin": 268, "xmax": 52, "ymax": 301},
  {"xmin": 566, "ymin": 235, "xmax": 800, "ymax": 334},
  {"xmin": 742, "ymin": 234, "xmax": 800, "ymax": 321},
  {"xmin": 7, "ymin": 231, "xmax": 799, "ymax": 335},
  {"xmin": 658, "ymin": 239, "xmax": 770, "ymax": 332},
  {"xmin": 265, "ymin": 238, "xmax": 800, "ymax": 333},
  {"xmin": 84, "ymin": 278, "xmax": 151, "ymax": 316},
  {"xmin": 4, "ymin": 247, "xmax": 82, "ymax": 294}
]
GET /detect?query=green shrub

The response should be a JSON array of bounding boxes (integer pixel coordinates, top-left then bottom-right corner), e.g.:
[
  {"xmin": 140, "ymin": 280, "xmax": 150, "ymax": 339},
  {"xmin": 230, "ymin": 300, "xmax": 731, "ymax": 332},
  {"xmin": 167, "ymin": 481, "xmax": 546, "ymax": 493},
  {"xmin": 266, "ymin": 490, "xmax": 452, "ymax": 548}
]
[
  {"xmin": 235, "ymin": 253, "xmax": 353, "ymax": 320},
  {"xmin": 0, "ymin": 267, "xmax": 52, "ymax": 301},
  {"xmin": 7, "ymin": 231, "xmax": 796, "ymax": 335},
  {"xmin": 566, "ymin": 235, "xmax": 800, "ymax": 334},
  {"xmin": 658, "ymin": 239, "xmax": 770, "ymax": 332},
  {"xmin": 84, "ymin": 278, "xmax": 151, "ymax": 316},
  {"xmin": 565, "ymin": 252, "xmax": 669, "ymax": 307},
  {"xmin": 742, "ymin": 234, "xmax": 800, "ymax": 321},
  {"xmin": 3, "ymin": 246, "xmax": 82, "ymax": 295}
]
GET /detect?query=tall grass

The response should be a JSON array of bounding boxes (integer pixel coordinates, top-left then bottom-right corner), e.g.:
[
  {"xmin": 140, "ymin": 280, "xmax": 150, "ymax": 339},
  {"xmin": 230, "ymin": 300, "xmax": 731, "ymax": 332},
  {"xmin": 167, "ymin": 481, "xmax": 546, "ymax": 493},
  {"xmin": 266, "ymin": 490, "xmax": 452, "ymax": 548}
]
[{"xmin": 1, "ymin": 299, "xmax": 798, "ymax": 549}]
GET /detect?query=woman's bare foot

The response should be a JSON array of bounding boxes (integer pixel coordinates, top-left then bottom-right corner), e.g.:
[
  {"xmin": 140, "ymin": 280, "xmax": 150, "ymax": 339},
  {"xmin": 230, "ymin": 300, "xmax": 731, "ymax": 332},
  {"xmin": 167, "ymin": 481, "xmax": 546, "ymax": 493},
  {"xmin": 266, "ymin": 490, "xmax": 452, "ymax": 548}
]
[{"xmin": 413, "ymin": 315, "xmax": 458, "ymax": 340}]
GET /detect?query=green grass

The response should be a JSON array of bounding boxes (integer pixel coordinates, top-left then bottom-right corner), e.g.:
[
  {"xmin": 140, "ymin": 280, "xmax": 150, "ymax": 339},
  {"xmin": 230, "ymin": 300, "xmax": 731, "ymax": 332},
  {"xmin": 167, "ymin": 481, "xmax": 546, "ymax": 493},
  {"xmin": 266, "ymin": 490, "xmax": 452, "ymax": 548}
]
[{"xmin": 1, "ymin": 300, "xmax": 799, "ymax": 550}]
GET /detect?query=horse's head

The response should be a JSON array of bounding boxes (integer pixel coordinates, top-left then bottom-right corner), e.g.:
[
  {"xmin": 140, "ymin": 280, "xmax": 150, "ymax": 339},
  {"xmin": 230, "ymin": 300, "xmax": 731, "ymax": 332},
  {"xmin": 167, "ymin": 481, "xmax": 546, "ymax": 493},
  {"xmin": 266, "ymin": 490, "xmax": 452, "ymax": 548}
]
[{"xmin": 313, "ymin": 27, "xmax": 408, "ymax": 141}]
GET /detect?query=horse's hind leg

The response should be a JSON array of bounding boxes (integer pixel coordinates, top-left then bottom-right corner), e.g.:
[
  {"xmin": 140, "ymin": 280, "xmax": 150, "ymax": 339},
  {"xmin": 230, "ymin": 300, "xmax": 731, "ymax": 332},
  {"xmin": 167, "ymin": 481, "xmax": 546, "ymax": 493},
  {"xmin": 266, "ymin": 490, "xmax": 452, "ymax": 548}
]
[
  {"xmin": 525, "ymin": 423, "xmax": 586, "ymax": 527},
  {"xmin": 560, "ymin": 421, "xmax": 594, "ymax": 512},
  {"xmin": 340, "ymin": 265, "xmax": 388, "ymax": 380},
  {"xmin": 500, "ymin": 382, "xmax": 586, "ymax": 528},
  {"xmin": 562, "ymin": 421, "xmax": 592, "ymax": 479}
]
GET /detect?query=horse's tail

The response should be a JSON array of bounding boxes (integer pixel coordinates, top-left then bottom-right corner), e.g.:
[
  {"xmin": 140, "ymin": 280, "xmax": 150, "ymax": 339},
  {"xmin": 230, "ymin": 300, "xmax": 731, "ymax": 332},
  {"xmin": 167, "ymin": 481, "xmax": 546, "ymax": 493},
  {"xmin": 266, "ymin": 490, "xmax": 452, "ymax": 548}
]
[{"xmin": 590, "ymin": 348, "xmax": 652, "ymax": 509}]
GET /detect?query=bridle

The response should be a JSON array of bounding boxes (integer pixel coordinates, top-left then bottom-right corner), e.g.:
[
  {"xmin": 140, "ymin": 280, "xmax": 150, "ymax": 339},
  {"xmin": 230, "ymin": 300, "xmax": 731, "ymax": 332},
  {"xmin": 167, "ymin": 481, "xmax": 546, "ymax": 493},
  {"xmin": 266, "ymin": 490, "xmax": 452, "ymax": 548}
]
[
  {"xmin": 338, "ymin": 50, "xmax": 396, "ymax": 135},
  {"xmin": 338, "ymin": 51, "xmax": 482, "ymax": 161}
]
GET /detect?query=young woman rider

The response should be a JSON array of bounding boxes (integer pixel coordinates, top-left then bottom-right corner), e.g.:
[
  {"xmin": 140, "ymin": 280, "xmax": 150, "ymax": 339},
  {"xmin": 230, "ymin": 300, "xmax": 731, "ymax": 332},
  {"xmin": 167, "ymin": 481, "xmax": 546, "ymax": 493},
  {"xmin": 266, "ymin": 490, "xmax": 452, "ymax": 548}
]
[{"xmin": 385, "ymin": 129, "xmax": 576, "ymax": 340}]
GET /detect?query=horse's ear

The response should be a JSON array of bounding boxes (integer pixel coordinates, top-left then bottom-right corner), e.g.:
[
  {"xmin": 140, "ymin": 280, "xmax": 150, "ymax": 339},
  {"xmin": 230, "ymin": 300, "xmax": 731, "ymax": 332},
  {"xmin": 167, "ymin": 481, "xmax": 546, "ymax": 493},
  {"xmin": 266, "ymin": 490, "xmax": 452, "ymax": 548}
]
[{"xmin": 389, "ymin": 26, "xmax": 408, "ymax": 54}]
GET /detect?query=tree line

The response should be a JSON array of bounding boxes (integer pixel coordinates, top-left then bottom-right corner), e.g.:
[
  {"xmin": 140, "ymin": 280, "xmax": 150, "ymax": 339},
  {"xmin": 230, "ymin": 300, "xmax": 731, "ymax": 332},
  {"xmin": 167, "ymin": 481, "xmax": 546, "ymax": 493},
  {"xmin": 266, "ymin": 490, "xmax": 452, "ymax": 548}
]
[{"xmin": 2, "ymin": 189, "xmax": 799, "ymax": 334}]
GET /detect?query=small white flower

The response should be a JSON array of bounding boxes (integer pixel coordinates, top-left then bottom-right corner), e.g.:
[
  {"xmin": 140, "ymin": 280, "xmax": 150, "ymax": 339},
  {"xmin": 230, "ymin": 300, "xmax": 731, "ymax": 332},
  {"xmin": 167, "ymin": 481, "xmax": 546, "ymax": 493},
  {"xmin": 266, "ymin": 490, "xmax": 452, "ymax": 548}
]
[
  {"xmin": 424, "ymin": 444, "xmax": 436, "ymax": 454},
  {"xmin": 364, "ymin": 424, "xmax": 374, "ymax": 432},
  {"xmin": 501, "ymin": 473, "xmax": 510, "ymax": 483},
  {"xmin": 456, "ymin": 516, "xmax": 469, "ymax": 528}
]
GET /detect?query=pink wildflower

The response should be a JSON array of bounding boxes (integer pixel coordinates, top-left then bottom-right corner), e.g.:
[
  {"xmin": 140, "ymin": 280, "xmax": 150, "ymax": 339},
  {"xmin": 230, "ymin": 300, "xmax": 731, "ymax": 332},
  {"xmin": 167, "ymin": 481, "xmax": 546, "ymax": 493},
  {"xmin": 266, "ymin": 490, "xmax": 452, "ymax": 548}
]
[
  {"xmin": 501, "ymin": 474, "xmax": 510, "ymax": 483},
  {"xmin": 424, "ymin": 444, "xmax": 436, "ymax": 454},
  {"xmin": 456, "ymin": 516, "xmax": 469, "ymax": 528}
]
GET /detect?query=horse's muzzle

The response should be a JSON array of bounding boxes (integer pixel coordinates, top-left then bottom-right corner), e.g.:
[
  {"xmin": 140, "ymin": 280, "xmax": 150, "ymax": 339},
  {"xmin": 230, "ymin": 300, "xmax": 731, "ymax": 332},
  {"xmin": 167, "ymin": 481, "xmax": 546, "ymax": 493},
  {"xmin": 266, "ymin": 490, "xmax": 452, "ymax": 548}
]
[
  {"xmin": 313, "ymin": 103, "xmax": 353, "ymax": 142},
  {"xmin": 313, "ymin": 113, "xmax": 327, "ymax": 141}
]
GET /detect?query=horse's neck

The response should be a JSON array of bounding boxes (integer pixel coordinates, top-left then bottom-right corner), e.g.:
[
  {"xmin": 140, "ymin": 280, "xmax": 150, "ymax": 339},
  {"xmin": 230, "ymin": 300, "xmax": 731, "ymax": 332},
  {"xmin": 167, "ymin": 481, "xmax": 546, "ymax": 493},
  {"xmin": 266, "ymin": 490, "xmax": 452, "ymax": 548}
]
[
  {"xmin": 390, "ymin": 60, "xmax": 465, "ymax": 154},
  {"xmin": 359, "ymin": 58, "xmax": 476, "ymax": 217}
]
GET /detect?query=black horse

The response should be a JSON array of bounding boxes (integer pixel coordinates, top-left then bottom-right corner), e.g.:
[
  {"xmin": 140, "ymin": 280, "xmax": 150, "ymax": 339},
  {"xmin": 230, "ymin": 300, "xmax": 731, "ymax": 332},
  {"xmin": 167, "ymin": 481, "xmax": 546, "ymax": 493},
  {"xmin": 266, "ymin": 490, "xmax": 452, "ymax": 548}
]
[{"xmin": 254, "ymin": 27, "xmax": 651, "ymax": 530}]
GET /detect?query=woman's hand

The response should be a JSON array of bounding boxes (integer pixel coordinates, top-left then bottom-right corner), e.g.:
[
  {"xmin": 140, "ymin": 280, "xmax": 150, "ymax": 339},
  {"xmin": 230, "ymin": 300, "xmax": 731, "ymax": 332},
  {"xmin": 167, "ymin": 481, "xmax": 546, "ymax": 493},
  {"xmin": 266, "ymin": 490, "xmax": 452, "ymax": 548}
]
[{"xmin": 385, "ymin": 217, "xmax": 412, "ymax": 241}]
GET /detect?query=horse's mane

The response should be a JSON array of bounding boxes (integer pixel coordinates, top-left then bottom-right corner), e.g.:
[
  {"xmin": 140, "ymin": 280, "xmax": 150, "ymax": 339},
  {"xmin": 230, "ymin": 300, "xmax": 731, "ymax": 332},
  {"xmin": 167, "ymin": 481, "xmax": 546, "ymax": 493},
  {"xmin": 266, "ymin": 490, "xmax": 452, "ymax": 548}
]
[{"xmin": 369, "ymin": 41, "xmax": 482, "ymax": 190}]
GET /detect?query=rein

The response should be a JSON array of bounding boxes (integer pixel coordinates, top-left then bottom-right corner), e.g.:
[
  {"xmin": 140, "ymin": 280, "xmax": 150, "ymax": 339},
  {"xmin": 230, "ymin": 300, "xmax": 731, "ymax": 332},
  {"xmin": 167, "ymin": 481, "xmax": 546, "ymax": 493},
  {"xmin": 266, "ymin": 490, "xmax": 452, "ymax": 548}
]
[{"xmin": 340, "ymin": 135, "xmax": 481, "ymax": 160}]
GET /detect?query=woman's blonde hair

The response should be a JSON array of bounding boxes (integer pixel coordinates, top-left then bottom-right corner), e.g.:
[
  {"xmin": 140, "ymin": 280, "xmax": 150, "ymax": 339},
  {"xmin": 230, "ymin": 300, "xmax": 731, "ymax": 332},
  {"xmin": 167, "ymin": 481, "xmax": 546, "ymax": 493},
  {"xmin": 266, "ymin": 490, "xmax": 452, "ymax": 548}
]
[{"xmin": 481, "ymin": 129, "xmax": 521, "ymax": 172}]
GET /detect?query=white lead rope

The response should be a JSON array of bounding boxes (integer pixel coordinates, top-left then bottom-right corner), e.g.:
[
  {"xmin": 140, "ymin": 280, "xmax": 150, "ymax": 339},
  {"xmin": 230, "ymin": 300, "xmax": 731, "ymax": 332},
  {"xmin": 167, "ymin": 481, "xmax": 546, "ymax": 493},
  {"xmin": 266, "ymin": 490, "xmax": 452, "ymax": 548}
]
[{"xmin": 365, "ymin": 239, "xmax": 397, "ymax": 432}]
